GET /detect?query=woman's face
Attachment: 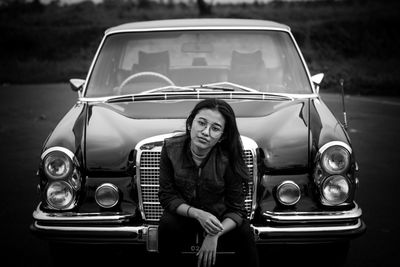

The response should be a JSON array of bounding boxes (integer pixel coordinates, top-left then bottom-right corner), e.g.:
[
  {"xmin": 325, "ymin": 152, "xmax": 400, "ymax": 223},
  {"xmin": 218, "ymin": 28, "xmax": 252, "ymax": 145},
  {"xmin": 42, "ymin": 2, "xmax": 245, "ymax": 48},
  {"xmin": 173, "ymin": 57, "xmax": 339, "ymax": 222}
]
[{"xmin": 189, "ymin": 108, "xmax": 225, "ymax": 154}]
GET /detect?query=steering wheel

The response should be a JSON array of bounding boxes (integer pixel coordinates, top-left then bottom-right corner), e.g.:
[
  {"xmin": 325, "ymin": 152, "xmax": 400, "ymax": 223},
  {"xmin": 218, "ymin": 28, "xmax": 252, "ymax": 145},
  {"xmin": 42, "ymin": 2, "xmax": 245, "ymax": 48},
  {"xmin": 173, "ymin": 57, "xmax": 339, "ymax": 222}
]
[{"xmin": 117, "ymin": 71, "xmax": 175, "ymax": 95}]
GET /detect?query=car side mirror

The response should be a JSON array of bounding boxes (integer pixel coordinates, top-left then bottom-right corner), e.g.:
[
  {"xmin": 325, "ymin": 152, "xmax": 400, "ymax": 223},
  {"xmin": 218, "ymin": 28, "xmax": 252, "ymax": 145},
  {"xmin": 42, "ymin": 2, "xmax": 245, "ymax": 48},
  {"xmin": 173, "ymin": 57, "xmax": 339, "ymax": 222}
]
[
  {"xmin": 69, "ymin": 78, "xmax": 85, "ymax": 97},
  {"xmin": 311, "ymin": 73, "xmax": 324, "ymax": 94}
]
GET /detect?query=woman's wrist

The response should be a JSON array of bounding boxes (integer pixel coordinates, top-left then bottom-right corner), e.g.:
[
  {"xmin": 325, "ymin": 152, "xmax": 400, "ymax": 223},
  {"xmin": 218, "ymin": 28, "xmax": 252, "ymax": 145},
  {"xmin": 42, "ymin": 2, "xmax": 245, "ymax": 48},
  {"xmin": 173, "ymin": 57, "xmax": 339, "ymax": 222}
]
[
  {"xmin": 186, "ymin": 206, "xmax": 192, "ymax": 217},
  {"xmin": 206, "ymin": 232, "xmax": 221, "ymax": 239},
  {"xmin": 188, "ymin": 206, "xmax": 199, "ymax": 219}
]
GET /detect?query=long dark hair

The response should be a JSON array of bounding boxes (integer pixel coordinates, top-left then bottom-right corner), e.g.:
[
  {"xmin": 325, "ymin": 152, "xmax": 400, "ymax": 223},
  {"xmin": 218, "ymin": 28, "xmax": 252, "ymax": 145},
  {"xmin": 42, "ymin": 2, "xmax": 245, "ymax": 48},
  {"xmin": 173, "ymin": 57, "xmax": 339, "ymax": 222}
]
[{"xmin": 186, "ymin": 99, "xmax": 249, "ymax": 183}]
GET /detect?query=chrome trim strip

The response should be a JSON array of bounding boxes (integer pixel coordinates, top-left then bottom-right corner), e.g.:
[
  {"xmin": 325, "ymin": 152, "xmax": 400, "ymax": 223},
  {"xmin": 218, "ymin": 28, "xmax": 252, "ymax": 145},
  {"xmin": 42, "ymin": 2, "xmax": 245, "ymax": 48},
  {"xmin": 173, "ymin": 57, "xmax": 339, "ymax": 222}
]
[
  {"xmin": 78, "ymin": 92, "xmax": 318, "ymax": 103},
  {"xmin": 318, "ymin": 141, "xmax": 352, "ymax": 155},
  {"xmin": 106, "ymin": 26, "xmax": 291, "ymax": 36},
  {"xmin": 33, "ymin": 204, "xmax": 134, "ymax": 222},
  {"xmin": 241, "ymin": 136, "xmax": 259, "ymax": 220},
  {"xmin": 41, "ymin": 146, "xmax": 76, "ymax": 161},
  {"xmin": 287, "ymin": 31, "xmax": 317, "ymax": 95},
  {"xmin": 263, "ymin": 202, "xmax": 362, "ymax": 222},
  {"xmin": 33, "ymin": 219, "xmax": 362, "ymax": 237},
  {"xmin": 81, "ymin": 35, "xmax": 106, "ymax": 96},
  {"xmin": 135, "ymin": 133, "xmax": 183, "ymax": 150},
  {"xmin": 34, "ymin": 221, "xmax": 146, "ymax": 234},
  {"xmin": 254, "ymin": 219, "xmax": 363, "ymax": 234}
]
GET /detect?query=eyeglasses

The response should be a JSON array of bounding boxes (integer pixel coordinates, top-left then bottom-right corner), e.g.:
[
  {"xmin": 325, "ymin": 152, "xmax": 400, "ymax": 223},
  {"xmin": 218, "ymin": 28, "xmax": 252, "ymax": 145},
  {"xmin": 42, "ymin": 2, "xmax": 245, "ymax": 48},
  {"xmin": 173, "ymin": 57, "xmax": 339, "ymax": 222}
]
[{"xmin": 193, "ymin": 118, "xmax": 224, "ymax": 138}]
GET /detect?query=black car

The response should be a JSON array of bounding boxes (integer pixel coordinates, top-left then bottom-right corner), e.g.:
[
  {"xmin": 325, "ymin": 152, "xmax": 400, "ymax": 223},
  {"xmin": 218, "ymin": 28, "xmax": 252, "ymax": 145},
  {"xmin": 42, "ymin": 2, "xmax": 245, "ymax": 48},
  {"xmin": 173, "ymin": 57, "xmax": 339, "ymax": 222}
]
[{"xmin": 31, "ymin": 18, "xmax": 366, "ymax": 263}]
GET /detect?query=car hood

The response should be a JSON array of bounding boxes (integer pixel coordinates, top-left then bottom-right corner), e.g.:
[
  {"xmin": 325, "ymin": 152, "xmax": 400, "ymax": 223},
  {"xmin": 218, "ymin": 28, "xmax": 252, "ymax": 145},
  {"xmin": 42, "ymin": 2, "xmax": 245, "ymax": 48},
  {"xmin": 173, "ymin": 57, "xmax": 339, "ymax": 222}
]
[{"xmin": 85, "ymin": 99, "xmax": 310, "ymax": 173}]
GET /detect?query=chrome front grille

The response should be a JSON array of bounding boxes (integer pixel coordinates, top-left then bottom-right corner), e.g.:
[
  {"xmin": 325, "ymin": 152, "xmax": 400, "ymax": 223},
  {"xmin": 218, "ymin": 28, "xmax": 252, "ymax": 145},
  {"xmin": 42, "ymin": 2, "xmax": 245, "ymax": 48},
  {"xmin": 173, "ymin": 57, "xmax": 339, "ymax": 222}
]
[
  {"xmin": 136, "ymin": 134, "xmax": 258, "ymax": 222},
  {"xmin": 139, "ymin": 150, "xmax": 163, "ymax": 221},
  {"xmin": 243, "ymin": 150, "xmax": 254, "ymax": 214}
]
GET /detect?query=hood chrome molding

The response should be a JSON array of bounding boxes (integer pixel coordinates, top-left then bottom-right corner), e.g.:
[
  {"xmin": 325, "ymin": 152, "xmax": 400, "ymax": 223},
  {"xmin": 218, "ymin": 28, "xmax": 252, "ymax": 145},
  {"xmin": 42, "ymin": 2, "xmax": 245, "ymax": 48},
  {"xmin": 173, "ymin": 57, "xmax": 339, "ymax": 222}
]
[{"xmin": 79, "ymin": 92, "xmax": 318, "ymax": 103}]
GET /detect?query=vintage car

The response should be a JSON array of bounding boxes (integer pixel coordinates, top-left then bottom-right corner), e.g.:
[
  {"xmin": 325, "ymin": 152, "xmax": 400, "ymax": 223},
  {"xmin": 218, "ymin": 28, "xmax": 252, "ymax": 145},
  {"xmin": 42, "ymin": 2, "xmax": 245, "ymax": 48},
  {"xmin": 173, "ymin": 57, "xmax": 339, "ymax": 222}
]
[{"xmin": 31, "ymin": 18, "xmax": 365, "ymax": 263}]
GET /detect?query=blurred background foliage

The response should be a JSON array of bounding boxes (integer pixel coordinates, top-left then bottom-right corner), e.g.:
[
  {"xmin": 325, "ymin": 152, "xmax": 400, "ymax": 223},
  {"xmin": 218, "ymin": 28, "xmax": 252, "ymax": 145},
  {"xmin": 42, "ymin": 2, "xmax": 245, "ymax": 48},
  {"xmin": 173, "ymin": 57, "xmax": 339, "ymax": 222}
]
[{"xmin": 0, "ymin": 0, "xmax": 399, "ymax": 95}]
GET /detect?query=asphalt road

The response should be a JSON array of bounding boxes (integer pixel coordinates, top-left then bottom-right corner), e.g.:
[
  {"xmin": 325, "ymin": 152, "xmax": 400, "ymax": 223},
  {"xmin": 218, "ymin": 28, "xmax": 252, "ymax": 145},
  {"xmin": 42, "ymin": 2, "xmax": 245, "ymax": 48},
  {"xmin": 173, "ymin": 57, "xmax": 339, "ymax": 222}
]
[{"xmin": 0, "ymin": 84, "xmax": 399, "ymax": 266}]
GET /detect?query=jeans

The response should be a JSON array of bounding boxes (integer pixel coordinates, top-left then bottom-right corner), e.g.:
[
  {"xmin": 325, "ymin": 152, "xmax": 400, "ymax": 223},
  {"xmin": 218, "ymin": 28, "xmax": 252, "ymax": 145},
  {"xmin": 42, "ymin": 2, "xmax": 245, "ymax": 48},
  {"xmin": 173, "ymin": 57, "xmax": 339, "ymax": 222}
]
[{"xmin": 158, "ymin": 210, "xmax": 259, "ymax": 267}]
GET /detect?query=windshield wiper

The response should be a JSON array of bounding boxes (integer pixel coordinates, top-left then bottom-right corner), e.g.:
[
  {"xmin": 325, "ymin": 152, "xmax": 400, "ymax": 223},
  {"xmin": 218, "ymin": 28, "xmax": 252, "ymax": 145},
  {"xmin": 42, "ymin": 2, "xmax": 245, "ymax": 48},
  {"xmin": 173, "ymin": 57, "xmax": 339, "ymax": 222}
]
[
  {"xmin": 190, "ymin": 82, "xmax": 259, "ymax": 92},
  {"xmin": 139, "ymin": 85, "xmax": 197, "ymax": 94},
  {"xmin": 194, "ymin": 84, "xmax": 235, "ymax": 91}
]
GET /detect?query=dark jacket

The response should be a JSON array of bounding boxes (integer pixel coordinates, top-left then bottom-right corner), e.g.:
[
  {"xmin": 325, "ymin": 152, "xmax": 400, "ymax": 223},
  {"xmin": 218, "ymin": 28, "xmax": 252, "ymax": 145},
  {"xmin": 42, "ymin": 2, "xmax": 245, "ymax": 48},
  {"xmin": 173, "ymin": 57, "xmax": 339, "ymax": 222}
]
[{"xmin": 158, "ymin": 134, "xmax": 248, "ymax": 226}]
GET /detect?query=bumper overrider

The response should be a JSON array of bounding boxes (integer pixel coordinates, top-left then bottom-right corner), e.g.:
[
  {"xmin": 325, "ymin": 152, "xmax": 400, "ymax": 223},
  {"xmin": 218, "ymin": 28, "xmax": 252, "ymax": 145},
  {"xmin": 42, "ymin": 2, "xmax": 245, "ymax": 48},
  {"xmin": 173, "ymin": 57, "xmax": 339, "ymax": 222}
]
[{"xmin": 30, "ymin": 202, "xmax": 365, "ymax": 250}]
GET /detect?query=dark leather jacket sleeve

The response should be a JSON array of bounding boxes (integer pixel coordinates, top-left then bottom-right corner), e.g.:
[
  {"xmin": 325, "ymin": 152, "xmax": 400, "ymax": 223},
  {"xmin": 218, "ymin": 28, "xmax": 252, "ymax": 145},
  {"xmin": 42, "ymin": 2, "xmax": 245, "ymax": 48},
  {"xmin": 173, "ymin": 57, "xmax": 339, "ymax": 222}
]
[
  {"xmin": 222, "ymin": 166, "xmax": 247, "ymax": 226},
  {"xmin": 158, "ymin": 142, "xmax": 186, "ymax": 213}
]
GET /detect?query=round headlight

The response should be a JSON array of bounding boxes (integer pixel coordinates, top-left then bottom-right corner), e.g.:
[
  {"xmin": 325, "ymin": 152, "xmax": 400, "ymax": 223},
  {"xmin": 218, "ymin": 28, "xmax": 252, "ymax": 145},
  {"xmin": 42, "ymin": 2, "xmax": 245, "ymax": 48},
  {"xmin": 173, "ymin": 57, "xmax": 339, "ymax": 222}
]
[
  {"xmin": 321, "ymin": 146, "xmax": 350, "ymax": 174},
  {"xmin": 276, "ymin": 181, "xmax": 301, "ymax": 206},
  {"xmin": 44, "ymin": 152, "xmax": 73, "ymax": 179},
  {"xmin": 46, "ymin": 181, "xmax": 74, "ymax": 209},
  {"xmin": 322, "ymin": 175, "xmax": 350, "ymax": 205},
  {"xmin": 95, "ymin": 183, "xmax": 119, "ymax": 208}
]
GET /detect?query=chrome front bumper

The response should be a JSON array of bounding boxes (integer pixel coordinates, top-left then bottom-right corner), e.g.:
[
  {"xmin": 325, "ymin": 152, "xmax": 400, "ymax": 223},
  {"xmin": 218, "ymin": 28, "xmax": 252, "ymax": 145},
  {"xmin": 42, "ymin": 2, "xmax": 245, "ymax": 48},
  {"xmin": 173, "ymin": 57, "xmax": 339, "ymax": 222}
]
[
  {"xmin": 262, "ymin": 202, "xmax": 362, "ymax": 222},
  {"xmin": 31, "ymin": 204, "xmax": 147, "ymax": 244},
  {"xmin": 31, "ymin": 203, "xmax": 365, "ymax": 249},
  {"xmin": 253, "ymin": 202, "xmax": 365, "ymax": 243}
]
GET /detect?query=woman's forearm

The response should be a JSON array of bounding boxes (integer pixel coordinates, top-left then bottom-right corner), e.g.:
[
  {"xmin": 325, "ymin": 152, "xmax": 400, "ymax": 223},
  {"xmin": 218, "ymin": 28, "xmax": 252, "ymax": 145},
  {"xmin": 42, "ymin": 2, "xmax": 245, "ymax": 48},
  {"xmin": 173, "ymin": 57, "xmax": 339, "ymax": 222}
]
[
  {"xmin": 179, "ymin": 205, "xmax": 225, "ymax": 235},
  {"xmin": 215, "ymin": 217, "xmax": 236, "ymax": 237},
  {"xmin": 176, "ymin": 203, "xmax": 192, "ymax": 217}
]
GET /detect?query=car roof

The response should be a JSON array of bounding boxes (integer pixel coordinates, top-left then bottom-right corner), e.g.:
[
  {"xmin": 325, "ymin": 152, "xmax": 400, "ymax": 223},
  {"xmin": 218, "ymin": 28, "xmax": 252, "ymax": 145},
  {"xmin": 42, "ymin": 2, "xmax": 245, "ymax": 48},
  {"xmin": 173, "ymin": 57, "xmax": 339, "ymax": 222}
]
[{"xmin": 105, "ymin": 18, "xmax": 290, "ymax": 35}]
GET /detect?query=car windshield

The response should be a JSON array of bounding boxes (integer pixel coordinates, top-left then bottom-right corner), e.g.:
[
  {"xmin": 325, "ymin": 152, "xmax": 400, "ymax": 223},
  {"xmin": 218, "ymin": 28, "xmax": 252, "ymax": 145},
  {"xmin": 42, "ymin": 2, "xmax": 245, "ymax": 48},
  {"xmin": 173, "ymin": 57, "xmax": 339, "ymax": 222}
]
[{"xmin": 85, "ymin": 30, "xmax": 312, "ymax": 97}]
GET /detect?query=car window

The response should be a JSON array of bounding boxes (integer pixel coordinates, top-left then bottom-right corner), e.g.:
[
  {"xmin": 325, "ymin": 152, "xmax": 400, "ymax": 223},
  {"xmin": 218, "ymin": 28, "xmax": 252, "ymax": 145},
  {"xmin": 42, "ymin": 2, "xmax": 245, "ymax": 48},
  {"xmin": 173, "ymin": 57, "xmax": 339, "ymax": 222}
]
[{"xmin": 85, "ymin": 30, "xmax": 312, "ymax": 97}]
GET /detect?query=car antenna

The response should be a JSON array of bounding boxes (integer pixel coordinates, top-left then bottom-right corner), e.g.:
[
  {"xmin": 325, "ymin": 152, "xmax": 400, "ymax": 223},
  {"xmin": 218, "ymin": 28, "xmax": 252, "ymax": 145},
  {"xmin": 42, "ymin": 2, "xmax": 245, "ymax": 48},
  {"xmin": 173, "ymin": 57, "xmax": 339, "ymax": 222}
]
[{"xmin": 339, "ymin": 78, "xmax": 348, "ymax": 130}]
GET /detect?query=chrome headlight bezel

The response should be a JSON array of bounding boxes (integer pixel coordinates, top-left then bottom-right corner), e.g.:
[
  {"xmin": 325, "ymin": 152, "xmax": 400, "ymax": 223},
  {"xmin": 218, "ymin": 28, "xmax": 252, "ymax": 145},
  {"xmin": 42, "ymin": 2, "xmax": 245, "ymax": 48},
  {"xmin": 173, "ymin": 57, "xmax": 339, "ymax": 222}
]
[
  {"xmin": 43, "ymin": 151, "xmax": 73, "ymax": 180},
  {"xmin": 321, "ymin": 175, "xmax": 350, "ymax": 205},
  {"xmin": 41, "ymin": 147, "xmax": 78, "ymax": 179},
  {"xmin": 45, "ymin": 181, "xmax": 76, "ymax": 210},
  {"xmin": 95, "ymin": 183, "xmax": 120, "ymax": 209},
  {"xmin": 40, "ymin": 147, "xmax": 81, "ymax": 210},
  {"xmin": 315, "ymin": 141, "xmax": 354, "ymax": 206},
  {"xmin": 276, "ymin": 180, "xmax": 301, "ymax": 206},
  {"xmin": 320, "ymin": 145, "xmax": 351, "ymax": 175}
]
